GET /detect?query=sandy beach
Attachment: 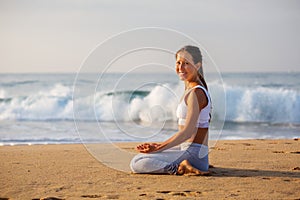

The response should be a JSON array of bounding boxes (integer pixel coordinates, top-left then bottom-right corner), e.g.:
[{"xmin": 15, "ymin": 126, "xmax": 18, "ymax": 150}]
[{"xmin": 1, "ymin": 139, "xmax": 299, "ymax": 199}]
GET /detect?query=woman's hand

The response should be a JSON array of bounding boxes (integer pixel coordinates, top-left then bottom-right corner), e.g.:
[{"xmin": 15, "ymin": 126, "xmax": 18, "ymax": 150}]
[{"xmin": 136, "ymin": 143, "xmax": 161, "ymax": 153}]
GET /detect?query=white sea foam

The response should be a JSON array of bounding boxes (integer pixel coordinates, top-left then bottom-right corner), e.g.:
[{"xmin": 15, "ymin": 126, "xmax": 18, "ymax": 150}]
[
  {"xmin": 223, "ymin": 84, "xmax": 300, "ymax": 124},
  {"xmin": 0, "ymin": 81, "xmax": 299, "ymax": 125}
]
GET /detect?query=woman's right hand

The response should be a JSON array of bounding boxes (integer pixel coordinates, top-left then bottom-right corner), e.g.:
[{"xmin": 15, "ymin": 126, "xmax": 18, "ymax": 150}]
[{"xmin": 136, "ymin": 143, "xmax": 161, "ymax": 153}]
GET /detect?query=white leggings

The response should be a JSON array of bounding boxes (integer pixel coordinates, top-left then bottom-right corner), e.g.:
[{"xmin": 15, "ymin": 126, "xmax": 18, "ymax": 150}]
[{"xmin": 130, "ymin": 142, "xmax": 209, "ymax": 174}]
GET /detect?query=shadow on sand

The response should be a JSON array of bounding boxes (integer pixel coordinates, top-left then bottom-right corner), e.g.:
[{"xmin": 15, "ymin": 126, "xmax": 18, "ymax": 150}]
[{"xmin": 209, "ymin": 166, "xmax": 300, "ymax": 178}]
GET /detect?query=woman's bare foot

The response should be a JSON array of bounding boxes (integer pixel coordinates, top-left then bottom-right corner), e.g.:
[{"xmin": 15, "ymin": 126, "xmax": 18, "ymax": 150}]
[{"xmin": 177, "ymin": 160, "xmax": 210, "ymax": 176}]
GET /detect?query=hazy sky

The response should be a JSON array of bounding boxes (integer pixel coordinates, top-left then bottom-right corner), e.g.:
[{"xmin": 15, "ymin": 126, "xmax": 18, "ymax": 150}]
[{"xmin": 0, "ymin": 0, "xmax": 299, "ymax": 73}]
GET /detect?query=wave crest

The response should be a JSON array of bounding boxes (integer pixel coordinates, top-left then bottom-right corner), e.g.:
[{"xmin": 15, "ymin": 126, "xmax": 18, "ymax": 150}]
[{"xmin": 0, "ymin": 82, "xmax": 299, "ymax": 125}]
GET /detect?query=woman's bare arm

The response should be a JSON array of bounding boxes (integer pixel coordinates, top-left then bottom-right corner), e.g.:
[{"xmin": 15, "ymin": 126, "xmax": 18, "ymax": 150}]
[{"xmin": 137, "ymin": 88, "xmax": 207, "ymax": 153}]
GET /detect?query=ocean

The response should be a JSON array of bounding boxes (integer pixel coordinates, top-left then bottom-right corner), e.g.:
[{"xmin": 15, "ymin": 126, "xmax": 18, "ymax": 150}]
[{"xmin": 0, "ymin": 72, "xmax": 299, "ymax": 146}]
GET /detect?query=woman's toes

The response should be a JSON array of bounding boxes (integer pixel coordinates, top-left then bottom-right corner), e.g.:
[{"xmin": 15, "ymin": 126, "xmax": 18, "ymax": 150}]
[{"xmin": 177, "ymin": 160, "xmax": 210, "ymax": 176}]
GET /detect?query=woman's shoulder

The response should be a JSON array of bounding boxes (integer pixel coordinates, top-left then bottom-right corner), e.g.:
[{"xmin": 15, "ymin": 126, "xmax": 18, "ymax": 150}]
[
  {"xmin": 184, "ymin": 85, "xmax": 208, "ymax": 104},
  {"xmin": 191, "ymin": 87, "xmax": 207, "ymax": 99},
  {"xmin": 186, "ymin": 87, "xmax": 207, "ymax": 103},
  {"xmin": 184, "ymin": 86, "xmax": 208, "ymax": 109}
]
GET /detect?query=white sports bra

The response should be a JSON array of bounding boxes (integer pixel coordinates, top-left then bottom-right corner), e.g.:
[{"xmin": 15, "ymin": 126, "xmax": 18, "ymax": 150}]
[{"xmin": 176, "ymin": 85, "xmax": 211, "ymax": 128}]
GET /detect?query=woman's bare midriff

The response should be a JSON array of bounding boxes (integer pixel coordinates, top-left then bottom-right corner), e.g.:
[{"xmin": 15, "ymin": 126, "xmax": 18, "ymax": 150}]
[{"xmin": 178, "ymin": 125, "xmax": 208, "ymax": 145}]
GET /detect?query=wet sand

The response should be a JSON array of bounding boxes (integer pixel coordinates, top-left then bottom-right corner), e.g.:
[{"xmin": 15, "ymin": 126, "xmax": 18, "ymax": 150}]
[{"xmin": 0, "ymin": 139, "xmax": 299, "ymax": 199}]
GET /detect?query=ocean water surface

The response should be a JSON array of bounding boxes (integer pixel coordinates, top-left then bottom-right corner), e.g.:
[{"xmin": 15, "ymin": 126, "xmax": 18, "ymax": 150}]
[{"xmin": 0, "ymin": 72, "xmax": 299, "ymax": 145}]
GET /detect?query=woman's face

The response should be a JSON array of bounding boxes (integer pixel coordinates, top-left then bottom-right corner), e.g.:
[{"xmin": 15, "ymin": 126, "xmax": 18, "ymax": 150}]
[{"xmin": 176, "ymin": 51, "xmax": 198, "ymax": 82}]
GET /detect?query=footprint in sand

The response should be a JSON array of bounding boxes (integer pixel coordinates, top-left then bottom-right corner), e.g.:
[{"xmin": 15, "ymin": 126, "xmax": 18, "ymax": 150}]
[
  {"xmin": 156, "ymin": 190, "xmax": 202, "ymax": 197},
  {"xmin": 81, "ymin": 194, "xmax": 102, "ymax": 198},
  {"xmin": 272, "ymin": 150, "xmax": 285, "ymax": 154},
  {"xmin": 32, "ymin": 197, "xmax": 64, "ymax": 200},
  {"xmin": 273, "ymin": 151, "xmax": 300, "ymax": 154},
  {"xmin": 262, "ymin": 177, "xmax": 271, "ymax": 180},
  {"xmin": 290, "ymin": 151, "xmax": 300, "ymax": 154},
  {"xmin": 241, "ymin": 143, "xmax": 254, "ymax": 146}
]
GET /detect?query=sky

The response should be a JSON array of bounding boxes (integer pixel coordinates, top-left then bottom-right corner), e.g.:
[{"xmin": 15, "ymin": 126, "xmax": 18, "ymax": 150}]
[{"xmin": 0, "ymin": 0, "xmax": 299, "ymax": 73}]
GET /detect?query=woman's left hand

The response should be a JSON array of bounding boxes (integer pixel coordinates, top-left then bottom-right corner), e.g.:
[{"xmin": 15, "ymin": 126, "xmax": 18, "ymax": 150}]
[{"xmin": 136, "ymin": 143, "xmax": 161, "ymax": 153}]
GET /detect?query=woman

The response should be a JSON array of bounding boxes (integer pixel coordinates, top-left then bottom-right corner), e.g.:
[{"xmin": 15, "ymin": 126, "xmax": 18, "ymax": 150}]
[{"xmin": 130, "ymin": 45, "xmax": 211, "ymax": 175}]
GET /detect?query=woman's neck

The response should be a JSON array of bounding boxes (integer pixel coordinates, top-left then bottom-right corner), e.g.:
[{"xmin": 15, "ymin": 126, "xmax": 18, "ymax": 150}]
[{"xmin": 185, "ymin": 81, "xmax": 201, "ymax": 89}]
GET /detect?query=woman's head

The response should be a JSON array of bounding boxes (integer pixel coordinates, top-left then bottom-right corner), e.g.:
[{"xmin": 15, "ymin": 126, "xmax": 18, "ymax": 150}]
[
  {"xmin": 175, "ymin": 45, "xmax": 207, "ymax": 89},
  {"xmin": 176, "ymin": 45, "xmax": 202, "ymax": 65}
]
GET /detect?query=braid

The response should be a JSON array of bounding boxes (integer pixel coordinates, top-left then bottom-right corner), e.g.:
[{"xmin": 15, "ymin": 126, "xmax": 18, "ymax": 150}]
[{"xmin": 197, "ymin": 70, "xmax": 208, "ymax": 91}]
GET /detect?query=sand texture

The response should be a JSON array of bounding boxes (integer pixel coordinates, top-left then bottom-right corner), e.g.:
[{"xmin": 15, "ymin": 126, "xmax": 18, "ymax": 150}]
[{"xmin": 1, "ymin": 139, "xmax": 300, "ymax": 199}]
